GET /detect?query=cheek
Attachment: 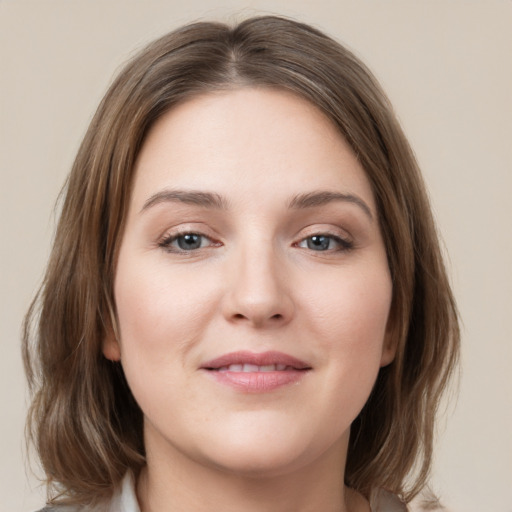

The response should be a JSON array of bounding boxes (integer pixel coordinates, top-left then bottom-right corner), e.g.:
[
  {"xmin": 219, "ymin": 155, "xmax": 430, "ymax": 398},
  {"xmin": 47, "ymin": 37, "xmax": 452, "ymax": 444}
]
[
  {"xmin": 303, "ymin": 262, "xmax": 392, "ymax": 348},
  {"xmin": 301, "ymin": 263, "xmax": 392, "ymax": 396},
  {"xmin": 113, "ymin": 257, "xmax": 220, "ymax": 390},
  {"xmin": 115, "ymin": 256, "xmax": 216, "ymax": 340}
]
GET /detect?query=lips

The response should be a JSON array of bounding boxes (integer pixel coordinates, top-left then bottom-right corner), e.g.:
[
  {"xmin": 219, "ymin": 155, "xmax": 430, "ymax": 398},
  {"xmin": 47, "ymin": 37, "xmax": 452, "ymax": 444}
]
[
  {"xmin": 202, "ymin": 350, "xmax": 310, "ymax": 370},
  {"xmin": 201, "ymin": 351, "xmax": 311, "ymax": 392},
  {"xmin": 218, "ymin": 363, "xmax": 290, "ymax": 372}
]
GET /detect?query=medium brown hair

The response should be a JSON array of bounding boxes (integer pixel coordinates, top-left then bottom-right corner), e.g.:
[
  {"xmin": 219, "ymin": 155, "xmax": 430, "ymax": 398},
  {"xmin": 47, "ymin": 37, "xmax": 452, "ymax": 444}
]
[{"xmin": 23, "ymin": 15, "xmax": 459, "ymax": 506}]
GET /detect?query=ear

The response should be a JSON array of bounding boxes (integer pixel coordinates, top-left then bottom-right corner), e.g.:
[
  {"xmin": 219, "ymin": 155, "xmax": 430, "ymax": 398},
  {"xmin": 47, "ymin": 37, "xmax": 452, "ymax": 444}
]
[
  {"xmin": 102, "ymin": 324, "xmax": 121, "ymax": 362},
  {"xmin": 380, "ymin": 322, "xmax": 398, "ymax": 368}
]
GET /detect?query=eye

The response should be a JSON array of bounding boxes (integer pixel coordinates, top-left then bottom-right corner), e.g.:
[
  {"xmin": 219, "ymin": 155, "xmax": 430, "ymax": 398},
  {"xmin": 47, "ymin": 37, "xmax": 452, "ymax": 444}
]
[
  {"xmin": 159, "ymin": 232, "xmax": 215, "ymax": 252},
  {"xmin": 297, "ymin": 234, "xmax": 352, "ymax": 252}
]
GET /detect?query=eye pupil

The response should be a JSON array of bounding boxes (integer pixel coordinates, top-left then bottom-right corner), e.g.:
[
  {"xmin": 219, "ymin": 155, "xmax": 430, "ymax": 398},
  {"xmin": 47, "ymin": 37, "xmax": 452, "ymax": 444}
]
[
  {"xmin": 177, "ymin": 234, "xmax": 202, "ymax": 250},
  {"xmin": 307, "ymin": 236, "xmax": 330, "ymax": 251}
]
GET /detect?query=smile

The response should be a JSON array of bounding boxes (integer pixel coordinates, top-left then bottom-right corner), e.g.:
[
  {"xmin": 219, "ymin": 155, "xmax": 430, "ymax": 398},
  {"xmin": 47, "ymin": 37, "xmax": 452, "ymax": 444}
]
[
  {"xmin": 217, "ymin": 363, "xmax": 291, "ymax": 372},
  {"xmin": 201, "ymin": 351, "xmax": 311, "ymax": 392}
]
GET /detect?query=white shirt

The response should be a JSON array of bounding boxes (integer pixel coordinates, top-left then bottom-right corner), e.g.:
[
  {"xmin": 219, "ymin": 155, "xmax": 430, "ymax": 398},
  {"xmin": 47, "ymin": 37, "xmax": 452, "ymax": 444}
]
[
  {"xmin": 108, "ymin": 473, "xmax": 407, "ymax": 512},
  {"xmin": 107, "ymin": 473, "xmax": 140, "ymax": 512},
  {"xmin": 38, "ymin": 472, "xmax": 407, "ymax": 511}
]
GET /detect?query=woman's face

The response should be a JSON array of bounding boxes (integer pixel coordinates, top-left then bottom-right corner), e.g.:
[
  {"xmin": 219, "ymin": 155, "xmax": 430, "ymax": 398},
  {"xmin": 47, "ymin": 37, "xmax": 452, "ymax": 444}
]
[{"xmin": 105, "ymin": 88, "xmax": 394, "ymax": 478}]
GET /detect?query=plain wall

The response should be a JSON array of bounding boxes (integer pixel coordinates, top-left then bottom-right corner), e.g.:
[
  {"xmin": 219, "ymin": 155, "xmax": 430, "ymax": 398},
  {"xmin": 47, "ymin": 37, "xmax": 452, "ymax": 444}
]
[{"xmin": 1, "ymin": 1, "xmax": 511, "ymax": 511}]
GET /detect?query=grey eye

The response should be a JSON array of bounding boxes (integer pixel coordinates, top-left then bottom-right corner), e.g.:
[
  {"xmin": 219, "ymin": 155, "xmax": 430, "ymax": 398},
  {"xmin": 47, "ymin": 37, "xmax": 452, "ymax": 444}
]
[
  {"xmin": 159, "ymin": 231, "xmax": 219, "ymax": 253},
  {"xmin": 306, "ymin": 235, "xmax": 332, "ymax": 251},
  {"xmin": 297, "ymin": 234, "xmax": 352, "ymax": 252},
  {"xmin": 176, "ymin": 234, "xmax": 204, "ymax": 250}
]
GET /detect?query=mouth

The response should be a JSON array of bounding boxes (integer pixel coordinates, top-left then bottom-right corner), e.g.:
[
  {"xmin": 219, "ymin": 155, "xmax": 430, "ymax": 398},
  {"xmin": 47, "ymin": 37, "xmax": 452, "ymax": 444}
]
[
  {"xmin": 215, "ymin": 363, "xmax": 299, "ymax": 372},
  {"xmin": 200, "ymin": 351, "xmax": 311, "ymax": 392},
  {"xmin": 201, "ymin": 350, "xmax": 311, "ymax": 371}
]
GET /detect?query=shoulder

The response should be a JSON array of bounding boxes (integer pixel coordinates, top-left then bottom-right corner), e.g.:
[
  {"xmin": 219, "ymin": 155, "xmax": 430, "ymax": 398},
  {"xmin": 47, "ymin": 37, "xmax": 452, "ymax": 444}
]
[
  {"xmin": 34, "ymin": 507, "xmax": 82, "ymax": 512},
  {"xmin": 371, "ymin": 488, "xmax": 408, "ymax": 512},
  {"xmin": 33, "ymin": 505, "xmax": 98, "ymax": 512},
  {"xmin": 34, "ymin": 472, "xmax": 140, "ymax": 512},
  {"xmin": 33, "ymin": 503, "xmax": 112, "ymax": 512}
]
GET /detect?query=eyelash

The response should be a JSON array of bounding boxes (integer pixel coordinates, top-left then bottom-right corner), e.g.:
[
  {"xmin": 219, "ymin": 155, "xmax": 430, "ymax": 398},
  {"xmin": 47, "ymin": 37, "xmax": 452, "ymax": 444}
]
[
  {"xmin": 295, "ymin": 233, "xmax": 353, "ymax": 252},
  {"xmin": 158, "ymin": 231, "xmax": 353, "ymax": 254},
  {"xmin": 158, "ymin": 231, "xmax": 219, "ymax": 253}
]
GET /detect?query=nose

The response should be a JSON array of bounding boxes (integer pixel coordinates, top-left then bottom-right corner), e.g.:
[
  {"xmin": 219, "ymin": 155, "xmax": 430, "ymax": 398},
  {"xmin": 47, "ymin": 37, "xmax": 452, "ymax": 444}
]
[{"xmin": 222, "ymin": 243, "xmax": 295, "ymax": 328}]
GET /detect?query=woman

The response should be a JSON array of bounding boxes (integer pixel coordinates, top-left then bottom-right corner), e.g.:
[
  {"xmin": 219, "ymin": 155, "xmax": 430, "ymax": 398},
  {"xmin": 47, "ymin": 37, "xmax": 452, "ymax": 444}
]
[{"xmin": 24, "ymin": 15, "xmax": 459, "ymax": 512}]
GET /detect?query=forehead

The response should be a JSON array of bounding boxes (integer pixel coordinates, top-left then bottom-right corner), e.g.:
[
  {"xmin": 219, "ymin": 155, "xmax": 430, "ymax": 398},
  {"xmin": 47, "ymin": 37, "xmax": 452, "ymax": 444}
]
[{"xmin": 131, "ymin": 87, "xmax": 376, "ymax": 211}]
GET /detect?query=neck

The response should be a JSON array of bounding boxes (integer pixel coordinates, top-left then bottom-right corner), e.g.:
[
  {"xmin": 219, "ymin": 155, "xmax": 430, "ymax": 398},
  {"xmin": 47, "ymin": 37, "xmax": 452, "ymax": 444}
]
[{"xmin": 136, "ymin": 429, "xmax": 370, "ymax": 512}]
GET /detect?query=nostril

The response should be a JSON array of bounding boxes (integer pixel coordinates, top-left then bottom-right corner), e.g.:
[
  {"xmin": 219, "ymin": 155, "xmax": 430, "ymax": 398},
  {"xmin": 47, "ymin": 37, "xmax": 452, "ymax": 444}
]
[{"xmin": 231, "ymin": 312, "xmax": 284, "ymax": 322}]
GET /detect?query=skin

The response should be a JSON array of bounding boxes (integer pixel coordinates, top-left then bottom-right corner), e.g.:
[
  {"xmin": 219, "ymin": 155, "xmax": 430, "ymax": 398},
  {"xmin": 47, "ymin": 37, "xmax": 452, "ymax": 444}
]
[{"xmin": 104, "ymin": 88, "xmax": 395, "ymax": 512}]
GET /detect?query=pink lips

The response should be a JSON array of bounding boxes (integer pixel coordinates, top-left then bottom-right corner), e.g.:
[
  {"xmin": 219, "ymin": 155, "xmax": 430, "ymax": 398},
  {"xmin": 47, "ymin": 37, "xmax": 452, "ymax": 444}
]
[{"xmin": 201, "ymin": 351, "xmax": 311, "ymax": 392}]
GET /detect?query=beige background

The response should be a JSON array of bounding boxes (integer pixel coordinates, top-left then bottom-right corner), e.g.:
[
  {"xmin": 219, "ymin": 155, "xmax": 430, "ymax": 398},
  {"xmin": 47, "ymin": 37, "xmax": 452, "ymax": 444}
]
[{"xmin": 1, "ymin": 1, "xmax": 511, "ymax": 511}]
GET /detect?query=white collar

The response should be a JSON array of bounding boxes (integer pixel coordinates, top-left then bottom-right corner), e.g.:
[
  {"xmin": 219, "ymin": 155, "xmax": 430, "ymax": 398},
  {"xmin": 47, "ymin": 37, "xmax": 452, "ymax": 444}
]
[
  {"xmin": 108, "ymin": 472, "xmax": 140, "ymax": 512},
  {"xmin": 106, "ymin": 473, "xmax": 406, "ymax": 512}
]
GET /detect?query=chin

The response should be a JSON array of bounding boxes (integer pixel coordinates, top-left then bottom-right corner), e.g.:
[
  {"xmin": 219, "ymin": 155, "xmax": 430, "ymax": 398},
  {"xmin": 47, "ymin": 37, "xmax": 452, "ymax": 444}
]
[
  {"xmin": 204, "ymin": 446, "xmax": 311, "ymax": 479},
  {"xmin": 196, "ymin": 420, "xmax": 346, "ymax": 479}
]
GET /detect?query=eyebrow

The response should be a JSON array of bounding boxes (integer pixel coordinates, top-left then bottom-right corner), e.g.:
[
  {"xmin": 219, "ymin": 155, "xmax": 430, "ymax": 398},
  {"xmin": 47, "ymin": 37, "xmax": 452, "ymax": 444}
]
[
  {"xmin": 288, "ymin": 191, "xmax": 373, "ymax": 220},
  {"xmin": 141, "ymin": 188, "xmax": 373, "ymax": 220},
  {"xmin": 141, "ymin": 189, "xmax": 228, "ymax": 212}
]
